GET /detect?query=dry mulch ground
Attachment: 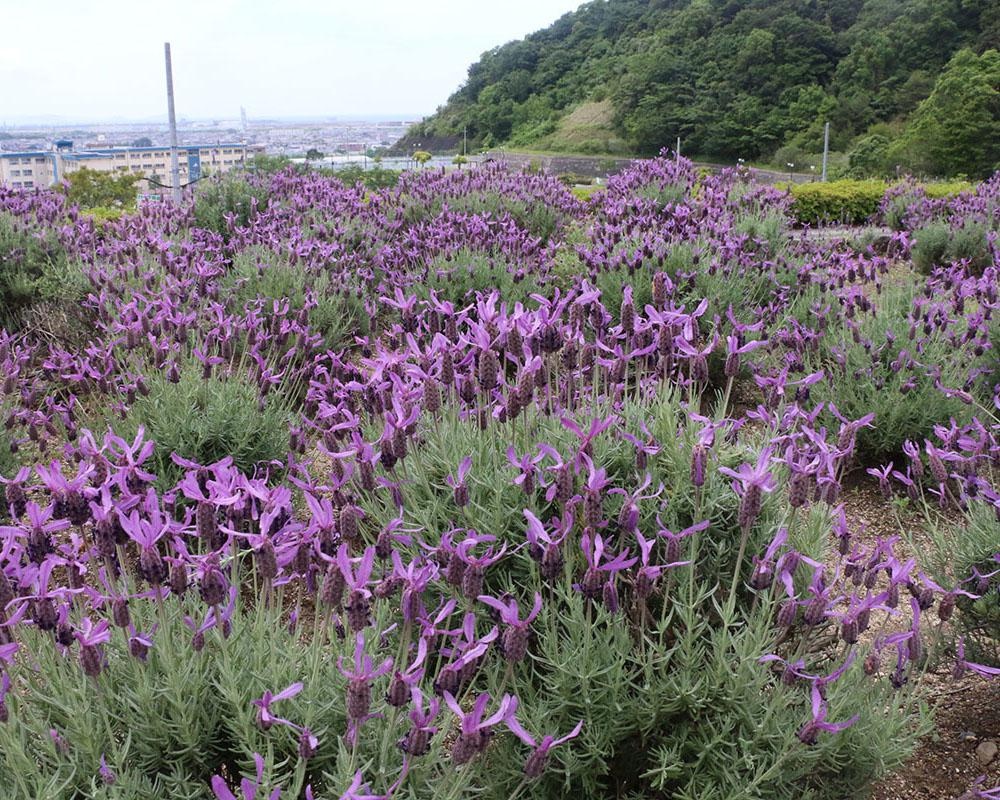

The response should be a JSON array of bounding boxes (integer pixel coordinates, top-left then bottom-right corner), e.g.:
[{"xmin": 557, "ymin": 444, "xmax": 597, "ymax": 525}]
[
  {"xmin": 872, "ymin": 676, "xmax": 1000, "ymax": 800},
  {"xmin": 837, "ymin": 476, "xmax": 1000, "ymax": 799}
]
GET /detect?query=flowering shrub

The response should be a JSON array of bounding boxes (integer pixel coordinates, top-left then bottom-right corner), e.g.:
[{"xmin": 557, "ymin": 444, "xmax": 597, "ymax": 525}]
[
  {"xmin": 803, "ymin": 278, "xmax": 978, "ymax": 463},
  {"xmin": 96, "ymin": 361, "xmax": 293, "ymax": 490},
  {"xmin": 192, "ymin": 173, "xmax": 271, "ymax": 240},
  {"xmin": 0, "ymin": 157, "xmax": 996, "ymax": 799},
  {"xmin": 0, "ymin": 211, "xmax": 73, "ymax": 329}
]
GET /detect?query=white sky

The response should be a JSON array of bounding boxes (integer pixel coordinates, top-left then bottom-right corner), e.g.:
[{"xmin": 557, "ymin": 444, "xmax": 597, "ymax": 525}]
[{"xmin": 0, "ymin": 0, "xmax": 583, "ymax": 122}]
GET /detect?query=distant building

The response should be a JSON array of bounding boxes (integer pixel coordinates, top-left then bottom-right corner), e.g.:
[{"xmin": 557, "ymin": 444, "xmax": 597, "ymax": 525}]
[
  {"xmin": 0, "ymin": 141, "xmax": 266, "ymax": 192},
  {"xmin": 0, "ymin": 151, "xmax": 56, "ymax": 190}
]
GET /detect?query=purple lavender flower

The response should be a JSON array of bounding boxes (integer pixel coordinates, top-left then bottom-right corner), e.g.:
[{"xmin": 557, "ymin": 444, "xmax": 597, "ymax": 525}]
[
  {"xmin": 74, "ymin": 617, "xmax": 111, "ymax": 677},
  {"xmin": 211, "ymin": 753, "xmax": 283, "ymax": 800},
  {"xmin": 252, "ymin": 682, "xmax": 303, "ymax": 730},
  {"xmin": 578, "ymin": 531, "xmax": 637, "ymax": 609},
  {"xmin": 445, "ymin": 456, "xmax": 473, "ymax": 508},
  {"xmin": 507, "ymin": 446, "xmax": 545, "ymax": 496},
  {"xmin": 719, "ymin": 449, "xmax": 777, "ymax": 534},
  {"xmin": 99, "ymin": 754, "xmax": 116, "ymax": 785},
  {"xmin": 505, "ymin": 716, "xmax": 584, "ymax": 778},
  {"xmin": 443, "ymin": 690, "xmax": 517, "ymax": 764},
  {"xmin": 338, "ymin": 631, "xmax": 393, "ymax": 745},
  {"xmin": 954, "ymin": 637, "xmax": 1000, "ymax": 679},
  {"xmin": 398, "ymin": 686, "xmax": 440, "ymax": 756},
  {"xmin": 524, "ymin": 509, "xmax": 571, "ymax": 581},
  {"xmin": 796, "ymin": 683, "xmax": 860, "ymax": 745},
  {"xmin": 478, "ymin": 592, "xmax": 543, "ymax": 662}
]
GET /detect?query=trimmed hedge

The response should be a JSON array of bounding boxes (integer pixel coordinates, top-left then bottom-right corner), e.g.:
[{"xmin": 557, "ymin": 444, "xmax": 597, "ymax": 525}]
[
  {"xmin": 786, "ymin": 180, "xmax": 887, "ymax": 226},
  {"xmin": 784, "ymin": 180, "xmax": 973, "ymax": 226}
]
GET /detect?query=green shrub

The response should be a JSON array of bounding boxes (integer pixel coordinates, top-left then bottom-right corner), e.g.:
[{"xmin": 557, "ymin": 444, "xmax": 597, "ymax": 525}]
[
  {"xmin": 912, "ymin": 221, "xmax": 991, "ymax": 275},
  {"xmin": 733, "ymin": 211, "xmax": 788, "ymax": 253},
  {"xmin": 950, "ymin": 222, "xmax": 992, "ymax": 274},
  {"xmin": 911, "ymin": 222, "xmax": 952, "ymax": 274},
  {"xmin": 883, "ymin": 190, "xmax": 922, "ymax": 232},
  {"xmin": 805, "ymin": 278, "xmax": 974, "ymax": 463},
  {"xmin": 450, "ymin": 192, "xmax": 562, "ymax": 242},
  {"xmin": 60, "ymin": 167, "xmax": 138, "ymax": 211},
  {"xmin": 326, "ymin": 164, "xmax": 400, "ymax": 190},
  {"xmin": 846, "ymin": 134, "xmax": 891, "ymax": 178},
  {"xmin": 193, "ymin": 174, "xmax": 270, "ymax": 239},
  {"xmin": 570, "ymin": 185, "xmax": 602, "ymax": 202},
  {"xmin": 882, "ymin": 182, "xmax": 973, "ymax": 231},
  {"xmin": 98, "ymin": 360, "xmax": 292, "ymax": 488},
  {"xmin": 83, "ymin": 206, "xmax": 126, "ymax": 227},
  {"xmin": 558, "ymin": 173, "xmax": 594, "ymax": 186},
  {"xmin": 0, "ymin": 425, "xmax": 16, "ymax": 521},
  {"xmin": 926, "ymin": 500, "xmax": 1000, "ymax": 666},
  {"xmin": 636, "ymin": 181, "xmax": 688, "ymax": 208},
  {"xmin": 400, "ymin": 190, "xmax": 566, "ymax": 243},
  {"xmin": 0, "ymin": 213, "xmax": 74, "ymax": 329},
  {"xmin": 847, "ymin": 226, "xmax": 893, "ymax": 253},
  {"xmin": 786, "ymin": 180, "xmax": 887, "ymax": 226},
  {"xmin": 0, "ymin": 389, "xmax": 934, "ymax": 799},
  {"xmin": 0, "ymin": 590, "xmax": 349, "ymax": 798},
  {"xmin": 225, "ymin": 248, "xmax": 368, "ymax": 351},
  {"xmin": 923, "ymin": 181, "xmax": 974, "ymax": 199},
  {"xmin": 342, "ymin": 392, "xmax": 928, "ymax": 799}
]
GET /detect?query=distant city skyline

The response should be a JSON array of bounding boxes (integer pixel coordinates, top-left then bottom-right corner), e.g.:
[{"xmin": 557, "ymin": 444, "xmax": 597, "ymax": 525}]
[{"xmin": 1, "ymin": 0, "xmax": 583, "ymax": 123}]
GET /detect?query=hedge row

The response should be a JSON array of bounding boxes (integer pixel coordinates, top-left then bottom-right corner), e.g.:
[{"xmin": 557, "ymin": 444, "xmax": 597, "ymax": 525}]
[{"xmin": 783, "ymin": 180, "xmax": 971, "ymax": 226}]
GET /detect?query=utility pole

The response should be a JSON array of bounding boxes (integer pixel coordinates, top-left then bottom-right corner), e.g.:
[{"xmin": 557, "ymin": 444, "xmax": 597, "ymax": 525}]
[
  {"xmin": 463, "ymin": 126, "xmax": 468, "ymax": 157},
  {"xmin": 821, "ymin": 121, "xmax": 830, "ymax": 182},
  {"xmin": 676, "ymin": 136, "xmax": 681, "ymax": 166},
  {"xmin": 164, "ymin": 42, "xmax": 182, "ymax": 204}
]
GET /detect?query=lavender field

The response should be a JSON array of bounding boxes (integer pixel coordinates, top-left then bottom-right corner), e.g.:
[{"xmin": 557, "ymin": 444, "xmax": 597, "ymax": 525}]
[{"xmin": 0, "ymin": 156, "xmax": 998, "ymax": 799}]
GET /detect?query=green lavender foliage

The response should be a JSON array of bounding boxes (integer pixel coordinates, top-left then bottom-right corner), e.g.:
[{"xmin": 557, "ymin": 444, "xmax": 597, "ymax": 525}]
[
  {"xmin": 225, "ymin": 248, "xmax": 369, "ymax": 351},
  {"xmin": 733, "ymin": 210, "xmax": 789, "ymax": 255},
  {"xmin": 399, "ymin": 190, "xmax": 567, "ymax": 242},
  {"xmin": 0, "ymin": 424, "xmax": 16, "ymax": 521},
  {"xmin": 0, "ymin": 212, "xmax": 80, "ymax": 329},
  {"xmin": 0, "ymin": 389, "xmax": 931, "ymax": 799},
  {"xmin": 805, "ymin": 277, "xmax": 974, "ymax": 463},
  {"xmin": 912, "ymin": 221, "xmax": 992, "ymax": 275},
  {"xmin": 192, "ymin": 174, "xmax": 270, "ymax": 240},
  {"xmin": 417, "ymin": 249, "xmax": 544, "ymax": 308},
  {"xmin": 101, "ymin": 359, "xmax": 292, "ymax": 488},
  {"xmin": 926, "ymin": 499, "xmax": 1000, "ymax": 665},
  {"xmin": 357, "ymin": 393, "xmax": 785, "ymax": 584}
]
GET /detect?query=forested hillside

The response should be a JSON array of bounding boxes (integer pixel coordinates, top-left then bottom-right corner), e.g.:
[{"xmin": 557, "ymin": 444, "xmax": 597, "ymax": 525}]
[{"xmin": 402, "ymin": 0, "xmax": 999, "ymax": 177}]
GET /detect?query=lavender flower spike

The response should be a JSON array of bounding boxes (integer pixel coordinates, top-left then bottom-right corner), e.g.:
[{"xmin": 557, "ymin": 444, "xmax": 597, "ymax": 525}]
[{"xmin": 505, "ymin": 716, "xmax": 584, "ymax": 778}]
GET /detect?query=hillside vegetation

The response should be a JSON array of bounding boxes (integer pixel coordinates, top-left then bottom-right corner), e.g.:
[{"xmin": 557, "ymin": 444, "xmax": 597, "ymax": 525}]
[{"xmin": 402, "ymin": 0, "xmax": 999, "ymax": 177}]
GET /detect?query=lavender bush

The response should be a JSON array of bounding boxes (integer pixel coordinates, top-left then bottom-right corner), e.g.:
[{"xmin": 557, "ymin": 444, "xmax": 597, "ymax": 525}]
[{"xmin": 0, "ymin": 156, "xmax": 996, "ymax": 799}]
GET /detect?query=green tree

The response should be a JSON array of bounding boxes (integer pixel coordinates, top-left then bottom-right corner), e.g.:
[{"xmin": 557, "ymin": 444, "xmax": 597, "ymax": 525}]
[
  {"xmin": 847, "ymin": 134, "xmax": 892, "ymax": 177},
  {"xmin": 413, "ymin": 150, "xmax": 433, "ymax": 168},
  {"xmin": 404, "ymin": 0, "xmax": 991, "ymax": 163},
  {"xmin": 890, "ymin": 48, "xmax": 1000, "ymax": 177},
  {"xmin": 61, "ymin": 168, "xmax": 139, "ymax": 211},
  {"xmin": 305, "ymin": 148, "xmax": 325, "ymax": 161}
]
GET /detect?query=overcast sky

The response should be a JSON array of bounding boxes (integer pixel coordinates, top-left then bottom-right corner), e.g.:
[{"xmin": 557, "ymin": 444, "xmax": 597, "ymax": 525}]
[{"xmin": 0, "ymin": 0, "xmax": 583, "ymax": 123}]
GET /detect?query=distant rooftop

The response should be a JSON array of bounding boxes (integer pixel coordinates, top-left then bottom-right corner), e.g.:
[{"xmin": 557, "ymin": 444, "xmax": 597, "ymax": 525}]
[
  {"xmin": 0, "ymin": 151, "xmax": 51, "ymax": 158},
  {"xmin": 85, "ymin": 143, "xmax": 254, "ymax": 153},
  {"xmin": 1, "ymin": 142, "xmax": 258, "ymax": 160}
]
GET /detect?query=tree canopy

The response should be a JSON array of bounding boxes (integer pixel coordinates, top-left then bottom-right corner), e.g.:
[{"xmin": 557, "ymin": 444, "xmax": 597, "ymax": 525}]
[
  {"xmin": 403, "ymin": 0, "xmax": 997, "ymax": 176},
  {"xmin": 61, "ymin": 168, "xmax": 139, "ymax": 211}
]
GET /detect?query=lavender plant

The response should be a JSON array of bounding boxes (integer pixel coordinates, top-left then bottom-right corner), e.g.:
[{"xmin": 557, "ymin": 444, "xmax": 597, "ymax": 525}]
[{"xmin": 0, "ymin": 155, "xmax": 996, "ymax": 800}]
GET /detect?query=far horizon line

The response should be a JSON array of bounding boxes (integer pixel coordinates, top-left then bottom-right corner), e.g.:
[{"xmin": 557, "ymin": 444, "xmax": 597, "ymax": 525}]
[{"xmin": 0, "ymin": 113, "xmax": 431, "ymax": 128}]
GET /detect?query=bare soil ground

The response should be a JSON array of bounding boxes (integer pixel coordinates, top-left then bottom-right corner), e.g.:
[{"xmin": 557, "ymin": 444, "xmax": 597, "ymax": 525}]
[{"xmin": 837, "ymin": 476, "xmax": 1000, "ymax": 799}]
